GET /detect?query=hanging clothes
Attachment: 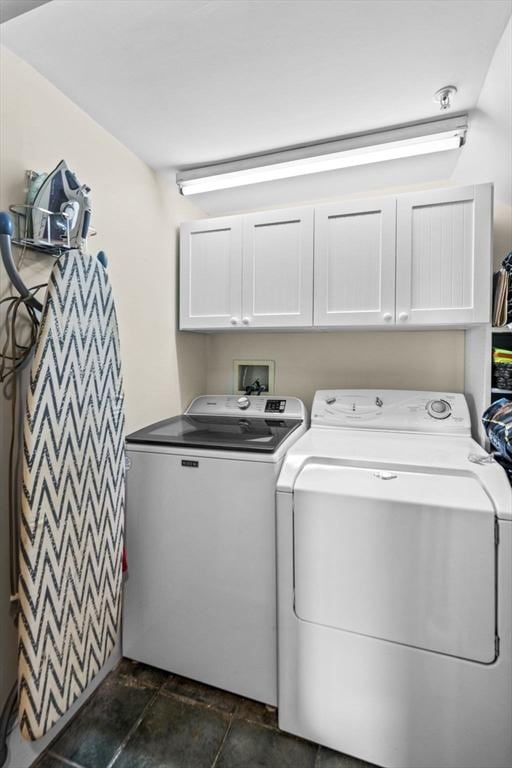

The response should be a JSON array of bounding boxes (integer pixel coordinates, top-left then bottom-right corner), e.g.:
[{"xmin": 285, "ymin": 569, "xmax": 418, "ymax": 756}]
[{"xmin": 17, "ymin": 250, "xmax": 125, "ymax": 740}]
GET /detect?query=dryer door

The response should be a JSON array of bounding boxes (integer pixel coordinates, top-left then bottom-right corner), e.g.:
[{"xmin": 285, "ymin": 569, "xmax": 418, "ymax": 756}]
[{"xmin": 293, "ymin": 464, "xmax": 496, "ymax": 663}]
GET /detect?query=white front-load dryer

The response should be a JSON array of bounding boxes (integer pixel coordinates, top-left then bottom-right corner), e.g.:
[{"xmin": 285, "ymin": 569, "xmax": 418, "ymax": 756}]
[{"xmin": 277, "ymin": 390, "xmax": 512, "ymax": 768}]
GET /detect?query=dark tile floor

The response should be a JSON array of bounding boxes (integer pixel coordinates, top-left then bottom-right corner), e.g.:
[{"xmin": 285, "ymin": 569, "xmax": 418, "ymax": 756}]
[{"xmin": 34, "ymin": 658, "xmax": 376, "ymax": 768}]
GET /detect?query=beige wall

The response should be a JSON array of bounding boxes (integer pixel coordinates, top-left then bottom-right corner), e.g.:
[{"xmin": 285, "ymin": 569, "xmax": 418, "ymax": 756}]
[
  {"xmin": 206, "ymin": 330, "xmax": 465, "ymax": 410},
  {"xmin": 0, "ymin": 45, "xmax": 205, "ymax": 765},
  {"xmin": 0, "ymin": 46, "xmax": 207, "ymax": 432}
]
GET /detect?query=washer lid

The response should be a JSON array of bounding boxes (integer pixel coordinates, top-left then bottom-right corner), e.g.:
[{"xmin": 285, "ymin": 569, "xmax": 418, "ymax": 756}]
[
  {"xmin": 294, "ymin": 463, "xmax": 496, "ymax": 663},
  {"xmin": 126, "ymin": 414, "xmax": 302, "ymax": 453}
]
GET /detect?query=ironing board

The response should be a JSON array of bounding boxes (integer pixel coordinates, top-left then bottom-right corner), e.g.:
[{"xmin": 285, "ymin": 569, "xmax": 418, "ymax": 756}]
[{"xmin": 17, "ymin": 250, "xmax": 125, "ymax": 740}]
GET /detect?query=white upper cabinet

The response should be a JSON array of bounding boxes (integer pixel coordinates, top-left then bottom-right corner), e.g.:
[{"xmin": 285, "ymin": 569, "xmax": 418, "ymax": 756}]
[
  {"xmin": 396, "ymin": 185, "xmax": 492, "ymax": 326},
  {"xmin": 314, "ymin": 198, "xmax": 397, "ymax": 327},
  {"xmin": 242, "ymin": 208, "xmax": 313, "ymax": 328},
  {"xmin": 180, "ymin": 217, "xmax": 242, "ymax": 329},
  {"xmin": 179, "ymin": 184, "xmax": 492, "ymax": 331}
]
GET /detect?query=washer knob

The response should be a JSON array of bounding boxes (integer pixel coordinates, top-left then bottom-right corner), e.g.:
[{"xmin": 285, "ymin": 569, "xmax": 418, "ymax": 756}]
[
  {"xmin": 237, "ymin": 396, "xmax": 251, "ymax": 410},
  {"xmin": 427, "ymin": 399, "xmax": 451, "ymax": 419},
  {"xmin": 325, "ymin": 396, "xmax": 336, "ymax": 405}
]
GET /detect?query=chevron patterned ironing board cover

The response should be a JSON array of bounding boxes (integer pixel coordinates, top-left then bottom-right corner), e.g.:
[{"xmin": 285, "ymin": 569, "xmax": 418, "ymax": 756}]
[{"xmin": 17, "ymin": 251, "xmax": 125, "ymax": 740}]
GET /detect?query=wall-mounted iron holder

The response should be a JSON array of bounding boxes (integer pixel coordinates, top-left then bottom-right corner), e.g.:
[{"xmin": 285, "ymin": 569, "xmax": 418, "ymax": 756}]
[
  {"xmin": 10, "ymin": 202, "xmax": 72, "ymax": 256},
  {"xmin": 9, "ymin": 202, "xmax": 96, "ymax": 257},
  {"xmin": 1, "ymin": 208, "xmax": 105, "ymax": 314},
  {"xmin": 1, "ymin": 167, "xmax": 103, "ymax": 313}
]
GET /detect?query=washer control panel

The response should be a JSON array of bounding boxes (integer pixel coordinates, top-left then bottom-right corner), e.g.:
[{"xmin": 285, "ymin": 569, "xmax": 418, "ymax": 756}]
[
  {"xmin": 187, "ymin": 395, "xmax": 306, "ymax": 421},
  {"xmin": 265, "ymin": 399, "xmax": 286, "ymax": 413},
  {"xmin": 312, "ymin": 390, "xmax": 470, "ymax": 435}
]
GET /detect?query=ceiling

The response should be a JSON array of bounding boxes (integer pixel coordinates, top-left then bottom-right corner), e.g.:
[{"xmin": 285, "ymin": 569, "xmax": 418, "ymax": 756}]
[
  {"xmin": 1, "ymin": 0, "xmax": 511, "ymax": 214},
  {"xmin": 0, "ymin": 0, "xmax": 50, "ymax": 24}
]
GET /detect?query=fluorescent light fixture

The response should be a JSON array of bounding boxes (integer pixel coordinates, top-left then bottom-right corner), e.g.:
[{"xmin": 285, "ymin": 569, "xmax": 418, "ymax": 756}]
[{"xmin": 177, "ymin": 115, "xmax": 467, "ymax": 195}]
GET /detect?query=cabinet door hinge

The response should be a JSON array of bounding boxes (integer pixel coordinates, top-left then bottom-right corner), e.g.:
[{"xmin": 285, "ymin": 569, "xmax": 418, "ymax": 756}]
[
  {"xmin": 495, "ymin": 518, "xmax": 500, "ymax": 546},
  {"xmin": 495, "ymin": 635, "xmax": 500, "ymax": 657}
]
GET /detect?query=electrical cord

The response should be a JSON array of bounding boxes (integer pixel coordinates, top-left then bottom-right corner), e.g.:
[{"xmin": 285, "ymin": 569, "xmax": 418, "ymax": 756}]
[
  {"xmin": 0, "ymin": 285, "xmax": 46, "ymax": 603},
  {"xmin": 0, "ymin": 682, "xmax": 17, "ymax": 767},
  {"xmin": 0, "ymin": 283, "xmax": 46, "ymax": 767}
]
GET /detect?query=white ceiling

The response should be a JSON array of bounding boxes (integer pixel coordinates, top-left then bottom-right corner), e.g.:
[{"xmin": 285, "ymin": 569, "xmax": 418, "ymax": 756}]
[
  {"xmin": 0, "ymin": 1, "xmax": 51, "ymax": 24},
  {"xmin": 1, "ymin": 0, "xmax": 511, "ymax": 214}
]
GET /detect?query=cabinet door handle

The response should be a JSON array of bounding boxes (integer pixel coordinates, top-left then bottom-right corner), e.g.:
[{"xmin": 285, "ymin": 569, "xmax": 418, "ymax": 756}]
[
  {"xmin": 382, "ymin": 313, "xmax": 392, "ymax": 321},
  {"xmin": 242, "ymin": 317, "xmax": 251, "ymax": 325},
  {"xmin": 230, "ymin": 317, "xmax": 239, "ymax": 325},
  {"xmin": 399, "ymin": 312, "xmax": 409, "ymax": 322}
]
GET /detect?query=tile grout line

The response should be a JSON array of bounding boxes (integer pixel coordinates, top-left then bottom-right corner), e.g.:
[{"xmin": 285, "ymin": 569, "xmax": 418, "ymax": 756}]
[
  {"xmin": 101, "ymin": 681, "xmax": 165, "ymax": 768},
  {"xmin": 159, "ymin": 685, "xmax": 281, "ymax": 734},
  {"xmin": 210, "ymin": 714, "xmax": 234, "ymax": 768},
  {"xmin": 46, "ymin": 751, "xmax": 87, "ymax": 768},
  {"xmin": 158, "ymin": 687, "xmax": 240, "ymax": 720},
  {"xmin": 105, "ymin": 682, "xmax": 165, "ymax": 768},
  {"xmin": 158, "ymin": 687, "xmax": 233, "ymax": 710}
]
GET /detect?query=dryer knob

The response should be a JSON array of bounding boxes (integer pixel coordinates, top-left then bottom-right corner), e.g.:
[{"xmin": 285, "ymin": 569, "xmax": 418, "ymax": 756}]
[
  {"xmin": 237, "ymin": 396, "xmax": 251, "ymax": 410},
  {"xmin": 427, "ymin": 399, "xmax": 451, "ymax": 419}
]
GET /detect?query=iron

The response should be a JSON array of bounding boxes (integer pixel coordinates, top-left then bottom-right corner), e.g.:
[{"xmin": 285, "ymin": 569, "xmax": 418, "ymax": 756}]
[{"xmin": 30, "ymin": 160, "xmax": 92, "ymax": 250}]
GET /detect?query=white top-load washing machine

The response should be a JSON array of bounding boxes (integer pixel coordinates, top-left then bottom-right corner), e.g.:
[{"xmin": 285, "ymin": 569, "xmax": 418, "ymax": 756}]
[
  {"xmin": 123, "ymin": 394, "xmax": 307, "ymax": 706},
  {"xmin": 277, "ymin": 389, "xmax": 512, "ymax": 768}
]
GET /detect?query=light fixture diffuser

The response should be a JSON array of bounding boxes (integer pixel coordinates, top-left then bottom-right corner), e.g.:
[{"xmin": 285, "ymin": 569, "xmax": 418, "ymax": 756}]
[{"xmin": 176, "ymin": 115, "xmax": 467, "ymax": 195}]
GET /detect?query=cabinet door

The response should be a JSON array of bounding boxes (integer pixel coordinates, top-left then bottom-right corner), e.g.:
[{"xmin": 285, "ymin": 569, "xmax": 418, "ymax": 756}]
[
  {"xmin": 396, "ymin": 185, "xmax": 492, "ymax": 326},
  {"xmin": 242, "ymin": 207, "xmax": 313, "ymax": 328},
  {"xmin": 180, "ymin": 217, "xmax": 242, "ymax": 329},
  {"xmin": 314, "ymin": 198, "xmax": 396, "ymax": 327}
]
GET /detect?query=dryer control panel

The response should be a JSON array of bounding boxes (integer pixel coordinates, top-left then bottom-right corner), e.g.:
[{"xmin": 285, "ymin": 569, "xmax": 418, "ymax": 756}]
[{"xmin": 311, "ymin": 390, "xmax": 471, "ymax": 434}]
